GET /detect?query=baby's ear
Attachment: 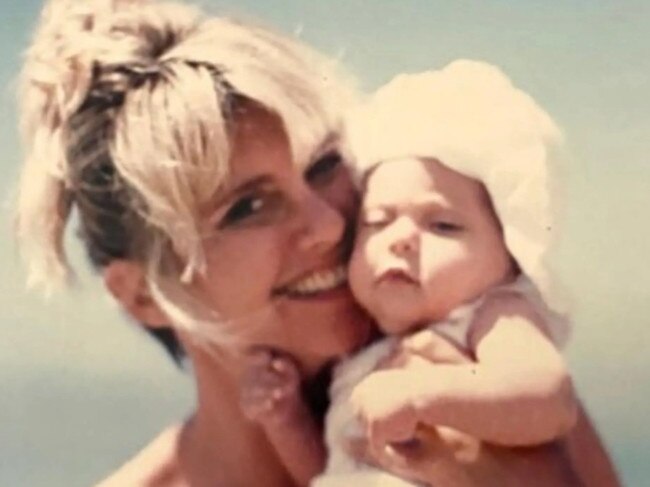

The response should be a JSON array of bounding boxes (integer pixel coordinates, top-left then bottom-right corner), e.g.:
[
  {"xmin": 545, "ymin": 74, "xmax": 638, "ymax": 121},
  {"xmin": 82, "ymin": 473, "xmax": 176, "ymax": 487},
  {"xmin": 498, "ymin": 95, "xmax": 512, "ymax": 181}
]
[{"xmin": 103, "ymin": 260, "xmax": 169, "ymax": 328}]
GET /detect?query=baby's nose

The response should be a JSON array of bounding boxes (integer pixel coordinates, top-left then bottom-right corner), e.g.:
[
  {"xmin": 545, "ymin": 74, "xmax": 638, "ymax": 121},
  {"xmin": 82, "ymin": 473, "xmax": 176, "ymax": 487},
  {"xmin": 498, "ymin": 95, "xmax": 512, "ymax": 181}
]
[{"xmin": 388, "ymin": 217, "xmax": 420, "ymax": 255}]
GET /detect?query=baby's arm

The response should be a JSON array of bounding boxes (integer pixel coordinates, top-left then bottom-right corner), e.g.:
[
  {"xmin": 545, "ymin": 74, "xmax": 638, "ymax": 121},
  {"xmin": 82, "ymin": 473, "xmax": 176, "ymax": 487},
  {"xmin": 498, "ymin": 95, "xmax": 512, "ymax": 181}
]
[
  {"xmin": 352, "ymin": 293, "xmax": 577, "ymax": 448},
  {"xmin": 240, "ymin": 351, "xmax": 326, "ymax": 486}
]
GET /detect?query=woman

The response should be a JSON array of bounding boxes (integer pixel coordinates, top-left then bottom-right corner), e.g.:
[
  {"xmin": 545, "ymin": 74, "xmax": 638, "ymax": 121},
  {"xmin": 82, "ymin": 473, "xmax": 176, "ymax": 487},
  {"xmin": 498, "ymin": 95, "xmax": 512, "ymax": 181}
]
[{"xmin": 16, "ymin": 0, "xmax": 619, "ymax": 485}]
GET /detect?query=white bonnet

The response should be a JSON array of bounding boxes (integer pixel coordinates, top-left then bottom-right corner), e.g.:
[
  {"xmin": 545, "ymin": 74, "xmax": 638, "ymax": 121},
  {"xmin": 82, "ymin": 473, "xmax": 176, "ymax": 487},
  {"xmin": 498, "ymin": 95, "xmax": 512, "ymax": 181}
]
[{"xmin": 346, "ymin": 60, "xmax": 569, "ymax": 343}]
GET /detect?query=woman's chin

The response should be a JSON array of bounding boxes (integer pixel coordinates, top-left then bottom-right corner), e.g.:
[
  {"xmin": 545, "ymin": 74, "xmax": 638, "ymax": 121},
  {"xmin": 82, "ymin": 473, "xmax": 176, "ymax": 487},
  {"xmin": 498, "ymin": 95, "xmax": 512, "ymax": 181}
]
[
  {"xmin": 336, "ymin": 304, "xmax": 374, "ymax": 353},
  {"xmin": 278, "ymin": 286, "xmax": 373, "ymax": 366}
]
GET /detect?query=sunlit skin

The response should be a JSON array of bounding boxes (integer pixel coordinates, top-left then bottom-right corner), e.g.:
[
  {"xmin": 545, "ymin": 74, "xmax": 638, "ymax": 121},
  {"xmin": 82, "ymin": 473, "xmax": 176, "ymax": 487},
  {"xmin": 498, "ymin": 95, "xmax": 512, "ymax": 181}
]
[
  {"xmin": 349, "ymin": 157, "xmax": 514, "ymax": 334},
  {"xmin": 102, "ymin": 114, "xmax": 619, "ymax": 487},
  {"xmin": 242, "ymin": 156, "xmax": 612, "ymax": 487},
  {"xmin": 190, "ymin": 104, "xmax": 372, "ymax": 377}
]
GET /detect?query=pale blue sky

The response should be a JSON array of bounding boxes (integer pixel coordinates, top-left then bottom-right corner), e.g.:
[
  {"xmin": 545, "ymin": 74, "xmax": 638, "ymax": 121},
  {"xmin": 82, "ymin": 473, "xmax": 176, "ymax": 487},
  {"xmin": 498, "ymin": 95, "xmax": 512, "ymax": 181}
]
[{"xmin": 1, "ymin": 1, "xmax": 648, "ymax": 486}]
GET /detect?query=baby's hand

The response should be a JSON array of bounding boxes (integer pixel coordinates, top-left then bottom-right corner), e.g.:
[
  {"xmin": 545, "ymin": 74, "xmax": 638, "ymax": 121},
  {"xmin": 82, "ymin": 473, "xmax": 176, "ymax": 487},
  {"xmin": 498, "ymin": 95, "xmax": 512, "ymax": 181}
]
[
  {"xmin": 350, "ymin": 369, "xmax": 418, "ymax": 451},
  {"xmin": 240, "ymin": 349, "xmax": 304, "ymax": 428}
]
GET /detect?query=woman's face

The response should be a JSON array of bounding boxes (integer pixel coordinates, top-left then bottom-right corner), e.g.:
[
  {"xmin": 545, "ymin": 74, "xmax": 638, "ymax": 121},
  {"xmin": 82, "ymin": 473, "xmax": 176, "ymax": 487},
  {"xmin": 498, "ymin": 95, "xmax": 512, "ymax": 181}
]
[{"xmin": 194, "ymin": 105, "xmax": 371, "ymax": 375}]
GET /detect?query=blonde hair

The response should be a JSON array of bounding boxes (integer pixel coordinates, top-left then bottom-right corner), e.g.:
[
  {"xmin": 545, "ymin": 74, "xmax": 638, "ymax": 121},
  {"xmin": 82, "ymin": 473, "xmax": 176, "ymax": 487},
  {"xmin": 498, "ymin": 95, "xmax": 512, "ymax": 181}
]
[{"xmin": 17, "ymin": 0, "xmax": 355, "ymax": 350}]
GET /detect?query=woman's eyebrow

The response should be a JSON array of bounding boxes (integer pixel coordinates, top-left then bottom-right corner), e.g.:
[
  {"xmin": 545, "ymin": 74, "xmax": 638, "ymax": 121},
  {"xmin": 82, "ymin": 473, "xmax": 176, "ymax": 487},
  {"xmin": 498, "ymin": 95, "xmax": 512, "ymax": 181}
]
[{"xmin": 307, "ymin": 132, "xmax": 339, "ymax": 165}]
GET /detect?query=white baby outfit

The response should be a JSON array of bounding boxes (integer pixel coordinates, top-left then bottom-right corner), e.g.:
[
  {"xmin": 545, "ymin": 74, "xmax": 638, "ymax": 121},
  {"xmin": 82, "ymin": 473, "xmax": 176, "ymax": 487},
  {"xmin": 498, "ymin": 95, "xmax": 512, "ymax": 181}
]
[{"xmin": 312, "ymin": 277, "xmax": 568, "ymax": 487}]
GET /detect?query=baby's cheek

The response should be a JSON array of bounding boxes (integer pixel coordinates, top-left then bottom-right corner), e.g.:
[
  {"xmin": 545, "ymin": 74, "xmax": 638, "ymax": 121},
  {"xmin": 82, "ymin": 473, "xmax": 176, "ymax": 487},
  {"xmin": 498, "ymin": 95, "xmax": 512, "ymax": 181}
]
[{"xmin": 420, "ymin": 239, "xmax": 466, "ymax": 272}]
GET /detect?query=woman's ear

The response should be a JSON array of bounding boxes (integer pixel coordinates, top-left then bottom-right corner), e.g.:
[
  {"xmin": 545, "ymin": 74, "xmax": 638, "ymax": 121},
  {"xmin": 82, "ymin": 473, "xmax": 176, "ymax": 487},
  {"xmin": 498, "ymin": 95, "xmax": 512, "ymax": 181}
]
[{"xmin": 103, "ymin": 260, "xmax": 169, "ymax": 328}]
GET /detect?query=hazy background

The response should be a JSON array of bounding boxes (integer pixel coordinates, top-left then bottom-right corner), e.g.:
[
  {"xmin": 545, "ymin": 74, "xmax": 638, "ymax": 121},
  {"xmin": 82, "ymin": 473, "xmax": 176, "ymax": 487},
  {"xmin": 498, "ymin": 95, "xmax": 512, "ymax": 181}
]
[{"xmin": 1, "ymin": 1, "xmax": 648, "ymax": 485}]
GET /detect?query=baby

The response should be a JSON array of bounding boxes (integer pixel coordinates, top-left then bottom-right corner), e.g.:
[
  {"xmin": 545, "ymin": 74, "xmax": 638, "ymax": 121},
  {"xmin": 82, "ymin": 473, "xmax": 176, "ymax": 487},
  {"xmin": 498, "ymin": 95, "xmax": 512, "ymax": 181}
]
[{"xmin": 242, "ymin": 60, "xmax": 577, "ymax": 487}]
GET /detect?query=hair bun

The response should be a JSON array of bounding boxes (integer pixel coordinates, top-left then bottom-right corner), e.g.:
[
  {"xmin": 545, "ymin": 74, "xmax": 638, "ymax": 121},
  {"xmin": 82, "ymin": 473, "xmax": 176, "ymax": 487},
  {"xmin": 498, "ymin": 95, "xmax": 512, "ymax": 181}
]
[
  {"xmin": 17, "ymin": 0, "xmax": 202, "ymax": 289},
  {"xmin": 23, "ymin": 0, "xmax": 200, "ymax": 125}
]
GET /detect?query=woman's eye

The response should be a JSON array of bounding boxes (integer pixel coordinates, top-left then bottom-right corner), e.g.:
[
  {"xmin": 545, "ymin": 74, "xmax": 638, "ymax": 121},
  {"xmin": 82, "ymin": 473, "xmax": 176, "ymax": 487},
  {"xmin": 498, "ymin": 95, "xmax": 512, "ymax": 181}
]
[
  {"xmin": 219, "ymin": 195, "xmax": 266, "ymax": 227},
  {"xmin": 305, "ymin": 151, "xmax": 342, "ymax": 185}
]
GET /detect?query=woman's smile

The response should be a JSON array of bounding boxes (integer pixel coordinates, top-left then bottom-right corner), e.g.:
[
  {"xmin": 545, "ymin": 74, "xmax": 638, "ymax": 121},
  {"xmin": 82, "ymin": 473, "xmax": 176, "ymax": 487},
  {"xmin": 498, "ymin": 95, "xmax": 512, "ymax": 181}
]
[{"xmin": 275, "ymin": 264, "xmax": 348, "ymax": 298}]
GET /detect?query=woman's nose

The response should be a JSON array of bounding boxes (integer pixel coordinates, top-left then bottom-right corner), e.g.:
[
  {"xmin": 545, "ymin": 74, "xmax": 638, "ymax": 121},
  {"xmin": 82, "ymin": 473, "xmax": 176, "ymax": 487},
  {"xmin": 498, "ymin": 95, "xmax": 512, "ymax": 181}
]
[
  {"xmin": 388, "ymin": 217, "xmax": 420, "ymax": 255},
  {"xmin": 295, "ymin": 189, "xmax": 346, "ymax": 253}
]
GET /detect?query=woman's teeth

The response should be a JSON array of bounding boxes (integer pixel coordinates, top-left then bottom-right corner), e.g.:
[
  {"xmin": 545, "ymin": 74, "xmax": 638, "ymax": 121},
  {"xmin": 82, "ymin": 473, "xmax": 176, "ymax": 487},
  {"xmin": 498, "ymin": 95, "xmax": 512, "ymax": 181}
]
[{"xmin": 283, "ymin": 266, "xmax": 347, "ymax": 296}]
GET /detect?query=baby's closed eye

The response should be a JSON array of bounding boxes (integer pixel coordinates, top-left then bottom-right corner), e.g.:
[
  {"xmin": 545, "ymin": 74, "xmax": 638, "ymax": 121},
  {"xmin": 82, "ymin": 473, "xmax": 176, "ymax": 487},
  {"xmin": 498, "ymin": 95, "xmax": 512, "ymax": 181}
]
[{"xmin": 427, "ymin": 219, "xmax": 464, "ymax": 234}]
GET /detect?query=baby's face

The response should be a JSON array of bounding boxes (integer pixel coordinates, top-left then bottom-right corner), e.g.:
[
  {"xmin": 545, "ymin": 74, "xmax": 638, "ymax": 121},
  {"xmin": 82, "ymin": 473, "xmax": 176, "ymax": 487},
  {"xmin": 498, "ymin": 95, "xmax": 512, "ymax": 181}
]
[{"xmin": 349, "ymin": 157, "xmax": 514, "ymax": 334}]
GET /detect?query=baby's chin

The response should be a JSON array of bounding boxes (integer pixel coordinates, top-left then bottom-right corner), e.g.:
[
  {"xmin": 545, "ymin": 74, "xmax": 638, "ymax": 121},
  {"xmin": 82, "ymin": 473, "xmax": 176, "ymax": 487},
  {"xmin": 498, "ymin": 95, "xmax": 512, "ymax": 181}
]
[
  {"xmin": 371, "ymin": 299, "xmax": 460, "ymax": 336},
  {"xmin": 373, "ymin": 308, "xmax": 424, "ymax": 336}
]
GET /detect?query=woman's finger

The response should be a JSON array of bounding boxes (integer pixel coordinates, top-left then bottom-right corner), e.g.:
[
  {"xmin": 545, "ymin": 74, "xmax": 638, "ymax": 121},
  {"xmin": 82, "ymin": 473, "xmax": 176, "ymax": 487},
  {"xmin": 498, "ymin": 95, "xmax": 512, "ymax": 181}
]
[
  {"xmin": 381, "ymin": 426, "xmax": 478, "ymax": 486},
  {"xmin": 270, "ymin": 355, "xmax": 301, "ymax": 382}
]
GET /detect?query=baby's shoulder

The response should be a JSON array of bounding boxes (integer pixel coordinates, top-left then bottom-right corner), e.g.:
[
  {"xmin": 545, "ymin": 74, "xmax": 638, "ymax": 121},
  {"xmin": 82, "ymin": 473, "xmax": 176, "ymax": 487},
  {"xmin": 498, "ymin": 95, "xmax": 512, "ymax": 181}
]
[
  {"xmin": 95, "ymin": 424, "xmax": 185, "ymax": 487},
  {"xmin": 468, "ymin": 286, "xmax": 554, "ymax": 347}
]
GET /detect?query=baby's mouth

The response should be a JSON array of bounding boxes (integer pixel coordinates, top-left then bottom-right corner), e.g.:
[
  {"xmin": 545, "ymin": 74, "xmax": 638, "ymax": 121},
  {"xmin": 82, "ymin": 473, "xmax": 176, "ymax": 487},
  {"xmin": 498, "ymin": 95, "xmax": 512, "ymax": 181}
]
[
  {"xmin": 274, "ymin": 265, "xmax": 348, "ymax": 298},
  {"xmin": 377, "ymin": 268, "xmax": 419, "ymax": 286}
]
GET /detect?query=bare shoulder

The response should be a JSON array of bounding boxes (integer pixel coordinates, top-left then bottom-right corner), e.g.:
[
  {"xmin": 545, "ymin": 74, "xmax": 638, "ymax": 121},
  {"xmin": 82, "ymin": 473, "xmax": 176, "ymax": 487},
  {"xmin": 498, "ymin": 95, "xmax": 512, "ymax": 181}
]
[{"xmin": 95, "ymin": 424, "xmax": 186, "ymax": 487}]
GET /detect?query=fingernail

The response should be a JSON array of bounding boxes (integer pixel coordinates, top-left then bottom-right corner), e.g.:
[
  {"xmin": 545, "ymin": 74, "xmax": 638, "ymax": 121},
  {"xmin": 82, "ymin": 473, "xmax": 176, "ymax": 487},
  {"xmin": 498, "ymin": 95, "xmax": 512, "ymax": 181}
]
[{"xmin": 271, "ymin": 359, "xmax": 285, "ymax": 372}]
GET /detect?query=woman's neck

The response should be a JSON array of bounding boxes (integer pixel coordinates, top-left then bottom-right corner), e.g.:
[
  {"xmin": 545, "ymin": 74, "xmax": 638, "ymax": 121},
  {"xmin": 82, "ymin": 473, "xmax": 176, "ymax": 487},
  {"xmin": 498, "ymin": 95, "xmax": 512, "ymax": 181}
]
[{"xmin": 179, "ymin": 347, "xmax": 294, "ymax": 487}]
